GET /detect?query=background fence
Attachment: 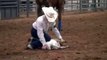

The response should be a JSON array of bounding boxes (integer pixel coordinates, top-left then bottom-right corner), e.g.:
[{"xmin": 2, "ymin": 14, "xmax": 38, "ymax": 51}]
[
  {"xmin": 0, "ymin": 0, "xmax": 19, "ymax": 20},
  {"xmin": 0, "ymin": 0, "xmax": 107, "ymax": 20},
  {"xmin": 64, "ymin": 0, "xmax": 107, "ymax": 12}
]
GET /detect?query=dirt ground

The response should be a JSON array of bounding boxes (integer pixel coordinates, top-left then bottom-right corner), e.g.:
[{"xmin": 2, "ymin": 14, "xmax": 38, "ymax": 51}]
[{"xmin": 0, "ymin": 11, "xmax": 107, "ymax": 60}]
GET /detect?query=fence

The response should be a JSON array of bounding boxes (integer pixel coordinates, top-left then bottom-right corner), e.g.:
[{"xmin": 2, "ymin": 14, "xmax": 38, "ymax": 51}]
[
  {"xmin": 64, "ymin": 0, "xmax": 107, "ymax": 12},
  {"xmin": 0, "ymin": 0, "xmax": 107, "ymax": 20},
  {"xmin": 18, "ymin": 0, "xmax": 107, "ymax": 17},
  {"xmin": 0, "ymin": 0, "xmax": 19, "ymax": 20}
]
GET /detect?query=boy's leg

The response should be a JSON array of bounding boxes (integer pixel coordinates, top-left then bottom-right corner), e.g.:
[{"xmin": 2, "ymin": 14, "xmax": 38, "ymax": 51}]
[
  {"xmin": 27, "ymin": 27, "xmax": 51, "ymax": 49},
  {"xmin": 31, "ymin": 27, "xmax": 51, "ymax": 42},
  {"xmin": 28, "ymin": 27, "xmax": 43, "ymax": 49},
  {"xmin": 30, "ymin": 38, "xmax": 43, "ymax": 49},
  {"xmin": 31, "ymin": 27, "xmax": 39, "ymax": 39}
]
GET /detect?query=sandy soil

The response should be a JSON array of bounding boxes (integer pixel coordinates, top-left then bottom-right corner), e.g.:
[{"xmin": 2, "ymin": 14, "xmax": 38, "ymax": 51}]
[{"xmin": 0, "ymin": 11, "xmax": 107, "ymax": 60}]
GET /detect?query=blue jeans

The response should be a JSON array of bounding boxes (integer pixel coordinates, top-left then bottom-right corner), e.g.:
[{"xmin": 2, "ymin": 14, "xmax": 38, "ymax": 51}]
[{"xmin": 30, "ymin": 27, "xmax": 51, "ymax": 49}]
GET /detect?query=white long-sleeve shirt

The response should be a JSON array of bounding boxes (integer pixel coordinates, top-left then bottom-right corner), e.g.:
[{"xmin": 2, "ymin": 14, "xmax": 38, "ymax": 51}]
[{"xmin": 32, "ymin": 15, "xmax": 62, "ymax": 45}]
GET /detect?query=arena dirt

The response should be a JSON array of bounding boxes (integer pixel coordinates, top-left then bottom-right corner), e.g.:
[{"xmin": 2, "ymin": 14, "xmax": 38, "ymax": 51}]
[{"xmin": 0, "ymin": 11, "xmax": 107, "ymax": 60}]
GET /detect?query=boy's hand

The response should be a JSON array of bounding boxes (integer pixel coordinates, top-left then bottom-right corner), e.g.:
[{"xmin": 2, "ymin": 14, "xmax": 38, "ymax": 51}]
[
  {"xmin": 59, "ymin": 39, "xmax": 67, "ymax": 46},
  {"xmin": 60, "ymin": 39, "xmax": 66, "ymax": 43},
  {"xmin": 42, "ymin": 43, "xmax": 48, "ymax": 49}
]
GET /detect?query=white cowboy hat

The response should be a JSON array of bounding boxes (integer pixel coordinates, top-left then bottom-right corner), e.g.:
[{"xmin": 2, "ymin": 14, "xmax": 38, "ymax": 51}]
[{"xmin": 42, "ymin": 7, "xmax": 58, "ymax": 22}]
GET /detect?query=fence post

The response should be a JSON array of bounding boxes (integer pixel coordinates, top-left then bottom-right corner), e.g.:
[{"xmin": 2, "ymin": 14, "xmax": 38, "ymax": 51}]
[
  {"xmin": 104, "ymin": 0, "xmax": 107, "ymax": 9},
  {"xmin": 17, "ymin": 0, "xmax": 20, "ymax": 17},
  {"xmin": 26, "ymin": 0, "xmax": 30, "ymax": 17},
  {"xmin": 0, "ymin": 2, "xmax": 1, "ymax": 20},
  {"xmin": 77, "ymin": 0, "xmax": 79, "ymax": 11},
  {"xmin": 92, "ymin": 0, "xmax": 97, "ymax": 11},
  {"xmin": 71, "ymin": 0, "xmax": 72, "ymax": 11},
  {"xmin": 79, "ymin": 0, "xmax": 82, "ymax": 12},
  {"xmin": 106, "ymin": 0, "xmax": 107, "ymax": 9}
]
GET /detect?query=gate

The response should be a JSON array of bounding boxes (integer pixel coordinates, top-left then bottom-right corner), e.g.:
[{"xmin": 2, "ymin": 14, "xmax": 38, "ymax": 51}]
[{"xmin": 0, "ymin": 0, "xmax": 19, "ymax": 20}]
